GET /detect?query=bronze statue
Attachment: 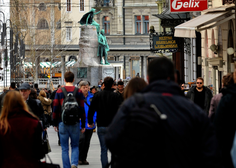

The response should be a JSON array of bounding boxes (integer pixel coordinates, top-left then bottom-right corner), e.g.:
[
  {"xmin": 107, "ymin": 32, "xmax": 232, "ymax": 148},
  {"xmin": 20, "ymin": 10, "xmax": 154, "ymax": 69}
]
[
  {"xmin": 79, "ymin": 8, "xmax": 102, "ymax": 34},
  {"xmin": 97, "ymin": 29, "xmax": 110, "ymax": 65}
]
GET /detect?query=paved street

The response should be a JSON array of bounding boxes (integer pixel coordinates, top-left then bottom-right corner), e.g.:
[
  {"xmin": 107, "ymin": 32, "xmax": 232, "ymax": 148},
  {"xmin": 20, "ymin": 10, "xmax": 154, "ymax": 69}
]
[{"xmin": 46, "ymin": 126, "xmax": 107, "ymax": 168}]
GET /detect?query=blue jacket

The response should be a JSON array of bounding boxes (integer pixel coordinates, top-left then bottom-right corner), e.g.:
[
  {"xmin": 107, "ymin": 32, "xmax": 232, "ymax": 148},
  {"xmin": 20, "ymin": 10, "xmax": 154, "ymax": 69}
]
[{"xmin": 80, "ymin": 91, "xmax": 97, "ymax": 130}]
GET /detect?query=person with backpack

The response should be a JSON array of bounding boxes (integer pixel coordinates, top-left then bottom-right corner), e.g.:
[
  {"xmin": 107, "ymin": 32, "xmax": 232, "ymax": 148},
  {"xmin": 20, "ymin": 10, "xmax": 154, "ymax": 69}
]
[
  {"xmin": 53, "ymin": 71, "xmax": 86, "ymax": 168},
  {"xmin": 105, "ymin": 57, "xmax": 222, "ymax": 168}
]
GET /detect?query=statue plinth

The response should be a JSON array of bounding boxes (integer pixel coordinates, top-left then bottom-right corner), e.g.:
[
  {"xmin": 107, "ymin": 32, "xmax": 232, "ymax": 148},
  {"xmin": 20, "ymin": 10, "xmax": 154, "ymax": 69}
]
[{"xmin": 72, "ymin": 25, "xmax": 114, "ymax": 86}]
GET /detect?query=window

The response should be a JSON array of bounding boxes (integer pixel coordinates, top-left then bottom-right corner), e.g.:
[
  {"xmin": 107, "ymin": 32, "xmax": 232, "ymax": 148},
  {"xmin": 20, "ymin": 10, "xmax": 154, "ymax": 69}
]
[
  {"xmin": 80, "ymin": 0, "xmax": 84, "ymax": 11},
  {"xmin": 66, "ymin": 27, "xmax": 72, "ymax": 41},
  {"xmin": 103, "ymin": 0, "xmax": 109, "ymax": 6},
  {"xmin": 135, "ymin": 16, "xmax": 141, "ymax": 34},
  {"xmin": 58, "ymin": 3, "xmax": 61, "ymax": 10},
  {"xmin": 37, "ymin": 19, "xmax": 49, "ymax": 29},
  {"xmin": 102, "ymin": 16, "xmax": 110, "ymax": 35},
  {"xmin": 143, "ymin": 15, "xmax": 149, "ymax": 34},
  {"xmin": 67, "ymin": 0, "xmax": 71, "ymax": 11},
  {"xmin": 39, "ymin": 3, "xmax": 46, "ymax": 11}
]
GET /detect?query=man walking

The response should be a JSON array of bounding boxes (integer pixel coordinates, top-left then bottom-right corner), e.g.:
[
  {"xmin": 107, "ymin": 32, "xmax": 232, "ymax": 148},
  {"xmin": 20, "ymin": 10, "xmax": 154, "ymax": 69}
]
[
  {"xmin": 88, "ymin": 77, "xmax": 122, "ymax": 168},
  {"xmin": 53, "ymin": 72, "xmax": 85, "ymax": 168},
  {"xmin": 78, "ymin": 81, "xmax": 97, "ymax": 165},
  {"xmin": 187, "ymin": 77, "xmax": 213, "ymax": 114},
  {"xmin": 105, "ymin": 57, "xmax": 222, "ymax": 168}
]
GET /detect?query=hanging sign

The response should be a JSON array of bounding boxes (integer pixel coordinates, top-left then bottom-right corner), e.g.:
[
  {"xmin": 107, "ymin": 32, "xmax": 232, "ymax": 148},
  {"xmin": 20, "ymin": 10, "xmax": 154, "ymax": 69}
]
[
  {"xmin": 170, "ymin": 0, "xmax": 208, "ymax": 12},
  {"xmin": 151, "ymin": 34, "xmax": 178, "ymax": 53}
]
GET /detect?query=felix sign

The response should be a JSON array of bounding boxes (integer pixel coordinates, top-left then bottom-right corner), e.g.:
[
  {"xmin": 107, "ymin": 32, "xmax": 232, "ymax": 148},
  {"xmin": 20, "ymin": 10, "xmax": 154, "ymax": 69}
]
[{"xmin": 170, "ymin": 0, "xmax": 208, "ymax": 12}]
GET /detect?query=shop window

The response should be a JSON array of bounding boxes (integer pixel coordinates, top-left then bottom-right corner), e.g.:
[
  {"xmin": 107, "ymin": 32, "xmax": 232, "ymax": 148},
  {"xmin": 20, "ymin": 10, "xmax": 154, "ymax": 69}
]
[
  {"xmin": 132, "ymin": 59, "xmax": 140, "ymax": 77},
  {"xmin": 103, "ymin": 16, "xmax": 110, "ymax": 35}
]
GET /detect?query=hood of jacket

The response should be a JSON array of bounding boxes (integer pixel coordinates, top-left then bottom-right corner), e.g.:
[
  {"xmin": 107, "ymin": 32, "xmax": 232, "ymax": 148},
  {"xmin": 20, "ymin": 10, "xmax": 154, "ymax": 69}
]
[{"xmin": 37, "ymin": 95, "xmax": 52, "ymax": 106}]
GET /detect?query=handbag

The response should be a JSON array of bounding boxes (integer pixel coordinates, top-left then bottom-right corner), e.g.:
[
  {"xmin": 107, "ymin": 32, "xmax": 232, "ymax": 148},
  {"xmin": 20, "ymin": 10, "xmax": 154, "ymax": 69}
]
[
  {"xmin": 40, "ymin": 154, "xmax": 60, "ymax": 168},
  {"xmin": 42, "ymin": 131, "xmax": 51, "ymax": 154}
]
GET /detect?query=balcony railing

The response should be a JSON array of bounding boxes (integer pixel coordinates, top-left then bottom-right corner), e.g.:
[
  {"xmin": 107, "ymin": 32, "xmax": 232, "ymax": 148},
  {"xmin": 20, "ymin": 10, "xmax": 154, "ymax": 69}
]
[{"xmin": 94, "ymin": 0, "xmax": 114, "ymax": 7}]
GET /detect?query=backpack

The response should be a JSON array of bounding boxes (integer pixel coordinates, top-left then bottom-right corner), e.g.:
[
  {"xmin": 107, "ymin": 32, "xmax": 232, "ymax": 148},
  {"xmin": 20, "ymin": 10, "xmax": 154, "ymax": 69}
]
[
  {"xmin": 108, "ymin": 93, "xmax": 168, "ymax": 168},
  {"xmin": 61, "ymin": 87, "xmax": 80, "ymax": 125}
]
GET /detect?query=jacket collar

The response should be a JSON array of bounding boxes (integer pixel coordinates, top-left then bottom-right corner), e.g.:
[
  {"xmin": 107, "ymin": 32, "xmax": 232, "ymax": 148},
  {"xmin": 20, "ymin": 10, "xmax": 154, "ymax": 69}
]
[{"xmin": 142, "ymin": 80, "xmax": 184, "ymax": 96}]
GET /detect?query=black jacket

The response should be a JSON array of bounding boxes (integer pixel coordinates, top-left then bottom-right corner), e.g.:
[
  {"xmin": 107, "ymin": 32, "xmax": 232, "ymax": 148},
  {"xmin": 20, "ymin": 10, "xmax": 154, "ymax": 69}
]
[
  {"xmin": 214, "ymin": 84, "xmax": 236, "ymax": 168},
  {"xmin": 186, "ymin": 86, "xmax": 213, "ymax": 114},
  {"xmin": 88, "ymin": 87, "xmax": 122, "ymax": 127},
  {"xmin": 105, "ymin": 80, "xmax": 222, "ymax": 168},
  {"xmin": 27, "ymin": 97, "xmax": 44, "ymax": 121}
]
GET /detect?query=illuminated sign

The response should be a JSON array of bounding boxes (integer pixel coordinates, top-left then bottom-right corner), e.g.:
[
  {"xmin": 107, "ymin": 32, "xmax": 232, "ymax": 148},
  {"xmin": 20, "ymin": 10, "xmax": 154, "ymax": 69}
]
[
  {"xmin": 170, "ymin": 0, "xmax": 208, "ymax": 12},
  {"xmin": 152, "ymin": 35, "xmax": 178, "ymax": 52}
]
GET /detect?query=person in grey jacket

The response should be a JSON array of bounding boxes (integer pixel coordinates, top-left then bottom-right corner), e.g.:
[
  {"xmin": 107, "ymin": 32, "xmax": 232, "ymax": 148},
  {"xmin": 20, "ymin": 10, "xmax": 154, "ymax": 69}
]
[{"xmin": 186, "ymin": 77, "xmax": 213, "ymax": 115}]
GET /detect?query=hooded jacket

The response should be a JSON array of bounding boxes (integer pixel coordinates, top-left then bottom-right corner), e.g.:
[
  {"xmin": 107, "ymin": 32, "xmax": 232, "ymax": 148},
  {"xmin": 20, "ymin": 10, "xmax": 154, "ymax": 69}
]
[
  {"xmin": 37, "ymin": 95, "xmax": 52, "ymax": 114},
  {"xmin": 105, "ymin": 80, "xmax": 222, "ymax": 168},
  {"xmin": 186, "ymin": 86, "xmax": 213, "ymax": 114},
  {"xmin": 214, "ymin": 84, "xmax": 236, "ymax": 168}
]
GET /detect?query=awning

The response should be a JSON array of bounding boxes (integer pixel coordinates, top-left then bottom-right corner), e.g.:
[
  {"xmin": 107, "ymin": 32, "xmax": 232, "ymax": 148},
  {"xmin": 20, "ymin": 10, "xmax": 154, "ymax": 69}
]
[
  {"xmin": 174, "ymin": 11, "xmax": 234, "ymax": 38},
  {"xmin": 65, "ymin": 60, "xmax": 76, "ymax": 67}
]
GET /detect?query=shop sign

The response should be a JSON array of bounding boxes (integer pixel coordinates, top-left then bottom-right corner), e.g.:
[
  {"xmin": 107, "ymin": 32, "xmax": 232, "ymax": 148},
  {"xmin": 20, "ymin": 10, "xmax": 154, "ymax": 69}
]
[
  {"xmin": 170, "ymin": 0, "xmax": 208, "ymax": 12},
  {"xmin": 152, "ymin": 35, "xmax": 178, "ymax": 53}
]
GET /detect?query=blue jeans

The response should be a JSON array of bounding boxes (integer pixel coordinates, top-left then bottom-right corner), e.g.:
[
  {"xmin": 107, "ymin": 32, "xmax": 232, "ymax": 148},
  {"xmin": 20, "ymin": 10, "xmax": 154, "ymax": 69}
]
[
  {"xmin": 97, "ymin": 127, "xmax": 108, "ymax": 168},
  {"xmin": 59, "ymin": 122, "xmax": 80, "ymax": 168}
]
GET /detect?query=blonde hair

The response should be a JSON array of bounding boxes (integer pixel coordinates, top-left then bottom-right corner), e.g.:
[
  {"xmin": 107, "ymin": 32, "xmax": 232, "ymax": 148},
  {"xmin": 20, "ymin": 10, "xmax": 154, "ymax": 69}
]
[
  {"xmin": 39, "ymin": 90, "xmax": 46, "ymax": 97},
  {"xmin": 0, "ymin": 91, "xmax": 38, "ymax": 135}
]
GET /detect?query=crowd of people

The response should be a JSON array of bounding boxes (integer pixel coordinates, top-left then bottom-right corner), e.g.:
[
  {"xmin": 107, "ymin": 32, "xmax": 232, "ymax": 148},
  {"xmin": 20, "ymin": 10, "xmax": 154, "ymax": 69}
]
[{"xmin": 0, "ymin": 57, "xmax": 236, "ymax": 168}]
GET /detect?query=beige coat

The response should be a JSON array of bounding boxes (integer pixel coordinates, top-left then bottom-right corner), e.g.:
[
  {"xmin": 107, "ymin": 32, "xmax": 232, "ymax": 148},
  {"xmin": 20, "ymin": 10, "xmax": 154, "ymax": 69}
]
[{"xmin": 37, "ymin": 96, "xmax": 52, "ymax": 114}]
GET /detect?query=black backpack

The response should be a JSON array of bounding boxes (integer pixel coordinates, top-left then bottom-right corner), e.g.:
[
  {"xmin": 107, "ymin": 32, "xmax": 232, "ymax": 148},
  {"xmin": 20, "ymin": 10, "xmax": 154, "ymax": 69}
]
[
  {"xmin": 108, "ymin": 93, "xmax": 168, "ymax": 168},
  {"xmin": 61, "ymin": 87, "xmax": 80, "ymax": 125}
]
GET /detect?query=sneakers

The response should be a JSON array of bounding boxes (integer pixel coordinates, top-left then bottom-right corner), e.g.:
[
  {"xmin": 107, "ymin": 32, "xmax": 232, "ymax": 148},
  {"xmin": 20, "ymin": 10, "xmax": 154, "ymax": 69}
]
[
  {"xmin": 78, "ymin": 160, "xmax": 89, "ymax": 165},
  {"xmin": 71, "ymin": 165, "xmax": 77, "ymax": 168}
]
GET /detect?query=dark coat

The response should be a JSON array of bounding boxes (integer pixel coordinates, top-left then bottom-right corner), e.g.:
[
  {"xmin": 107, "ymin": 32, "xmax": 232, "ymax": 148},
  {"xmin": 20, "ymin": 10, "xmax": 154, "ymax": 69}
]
[
  {"xmin": 186, "ymin": 86, "xmax": 213, "ymax": 114},
  {"xmin": 0, "ymin": 109, "xmax": 44, "ymax": 168},
  {"xmin": 105, "ymin": 80, "xmax": 222, "ymax": 168},
  {"xmin": 79, "ymin": 10, "xmax": 94, "ymax": 25},
  {"xmin": 214, "ymin": 84, "xmax": 236, "ymax": 168},
  {"xmin": 27, "ymin": 97, "xmax": 44, "ymax": 119},
  {"xmin": 88, "ymin": 87, "xmax": 122, "ymax": 127}
]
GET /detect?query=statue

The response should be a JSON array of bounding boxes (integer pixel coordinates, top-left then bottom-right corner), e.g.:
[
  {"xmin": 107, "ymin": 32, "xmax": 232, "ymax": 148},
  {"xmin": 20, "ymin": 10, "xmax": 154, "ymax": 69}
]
[
  {"xmin": 97, "ymin": 29, "xmax": 110, "ymax": 65},
  {"xmin": 79, "ymin": 8, "xmax": 102, "ymax": 34}
]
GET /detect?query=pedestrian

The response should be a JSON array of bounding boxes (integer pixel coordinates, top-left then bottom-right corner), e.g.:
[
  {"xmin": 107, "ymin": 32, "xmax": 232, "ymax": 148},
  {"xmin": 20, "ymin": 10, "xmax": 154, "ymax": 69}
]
[
  {"xmin": 53, "ymin": 71, "xmax": 86, "ymax": 168},
  {"xmin": 209, "ymin": 73, "xmax": 234, "ymax": 121},
  {"xmin": 19, "ymin": 83, "xmax": 45, "ymax": 125},
  {"xmin": 98, "ymin": 79, "xmax": 103, "ymax": 86},
  {"xmin": 88, "ymin": 77, "xmax": 122, "ymax": 168},
  {"xmin": 90, "ymin": 86, "xmax": 97, "ymax": 94},
  {"xmin": 100, "ymin": 82, "xmax": 105, "ymax": 91},
  {"xmin": 0, "ymin": 91, "xmax": 44, "ymax": 168},
  {"xmin": 123, "ymin": 77, "xmax": 147, "ymax": 100},
  {"xmin": 38, "ymin": 90, "xmax": 52, "ymax": 127},
  {"xmin": 116, "ymin": 81, "xmax": 124, "ymax": 101},
  {"xmin": 78, "ymin": 81, "xmax": 97, "ymax": 165},
  {"xmin": 34, "ymin": 83, "xmax": 40, "ymax": 96},
  {"xmin": 214, "ymin": 69, "xmax": 236, "ymax": 168},
  {"xmin": 105, "ymin": 57, "xmax": 222, "ymax": 168},
  {"xmin": 0, "ymin": 82, "xmax": 16, "ymax": 113},
  {"xmin": 186, "ymin": 77, "xmax": 213, "ymax": 115}
]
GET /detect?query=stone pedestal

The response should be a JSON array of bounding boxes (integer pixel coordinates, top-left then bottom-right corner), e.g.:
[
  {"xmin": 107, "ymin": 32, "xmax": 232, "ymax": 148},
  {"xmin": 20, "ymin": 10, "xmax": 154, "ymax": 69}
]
[{"xmin": 72, "ymin": 25, "xmax": 114, "ymax": 86}]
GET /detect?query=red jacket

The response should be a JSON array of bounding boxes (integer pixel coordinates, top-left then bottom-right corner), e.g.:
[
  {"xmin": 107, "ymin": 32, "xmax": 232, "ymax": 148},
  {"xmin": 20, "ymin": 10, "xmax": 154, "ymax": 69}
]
[{"xmin": 0, "ymin": 109, "xmax": 44, "ymax": 168}]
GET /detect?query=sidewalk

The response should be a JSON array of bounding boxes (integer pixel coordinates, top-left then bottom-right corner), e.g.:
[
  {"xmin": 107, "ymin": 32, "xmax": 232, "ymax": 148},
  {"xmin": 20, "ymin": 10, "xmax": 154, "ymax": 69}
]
[{"xmin": 46, "ymin": 126, "xmax": 103, "ymax": 168}]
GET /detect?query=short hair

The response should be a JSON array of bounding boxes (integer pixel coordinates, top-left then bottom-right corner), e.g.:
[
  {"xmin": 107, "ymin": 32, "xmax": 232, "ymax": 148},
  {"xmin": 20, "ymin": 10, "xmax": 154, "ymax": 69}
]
[
  {"xmin": 64, "ymin": 71, "xmax": 74, "ymax": 83},
  {"xmin": 148, "ymin": 57, "xmax": 175, "ymax": 83},
  {"xmin": 87, "ymin": 81, "xmax": 91, "ymax": 86},
  {"xmin": 196, "ymin": 77, "xmax": 204, "ymax": 82},
  {"xmin": 57, "ymin": 85, "xmax": 61, "ymax": 89},
  {"xmin": 39, "ymin": 90, "xmax": 47, "ymax": 97},
  {"xmin": 79, "ymin": 81, "xmax": 89, "ymax": 88},
  {"xmin": 117, "ymin": 81, "xmax": 124, "ymax": 86},
  {"xmin": 10, "ymin": 82, "xmax": 16, "ymax": 89},
  {"xmin": 222, "ymin": 73, "xmax": 234, "ymax": 87},
  {"xmin": 34, "ymin": 83, "xmax": 38, "ymax": 89},
  {"xmin": 29, "ymin": 88, "xmax": 37, "ymax": 99},
  {"xmin": 104, "ymin": 77, "xmax": 114, "ymax": 88}
]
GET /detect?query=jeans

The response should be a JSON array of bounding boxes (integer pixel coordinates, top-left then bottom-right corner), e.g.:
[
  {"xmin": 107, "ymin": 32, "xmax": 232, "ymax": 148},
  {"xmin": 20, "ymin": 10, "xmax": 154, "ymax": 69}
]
[
  {"xmin": 97, "ymin": 127, "xmax": 108, "ymax": 168},
  {"xmin": 79, "ymin": 129, "xmax": 93, "ymax": 161},
  {"xmin": 59, "ymin": 122, "xmax": 80, "ymax": 168}
]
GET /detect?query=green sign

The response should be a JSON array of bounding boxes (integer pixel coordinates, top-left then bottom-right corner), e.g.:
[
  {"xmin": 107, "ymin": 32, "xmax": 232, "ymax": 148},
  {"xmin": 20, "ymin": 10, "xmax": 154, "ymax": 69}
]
[{"xmin": 152, "ymin": 35, "xmax": 178, "ymax": 52}]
